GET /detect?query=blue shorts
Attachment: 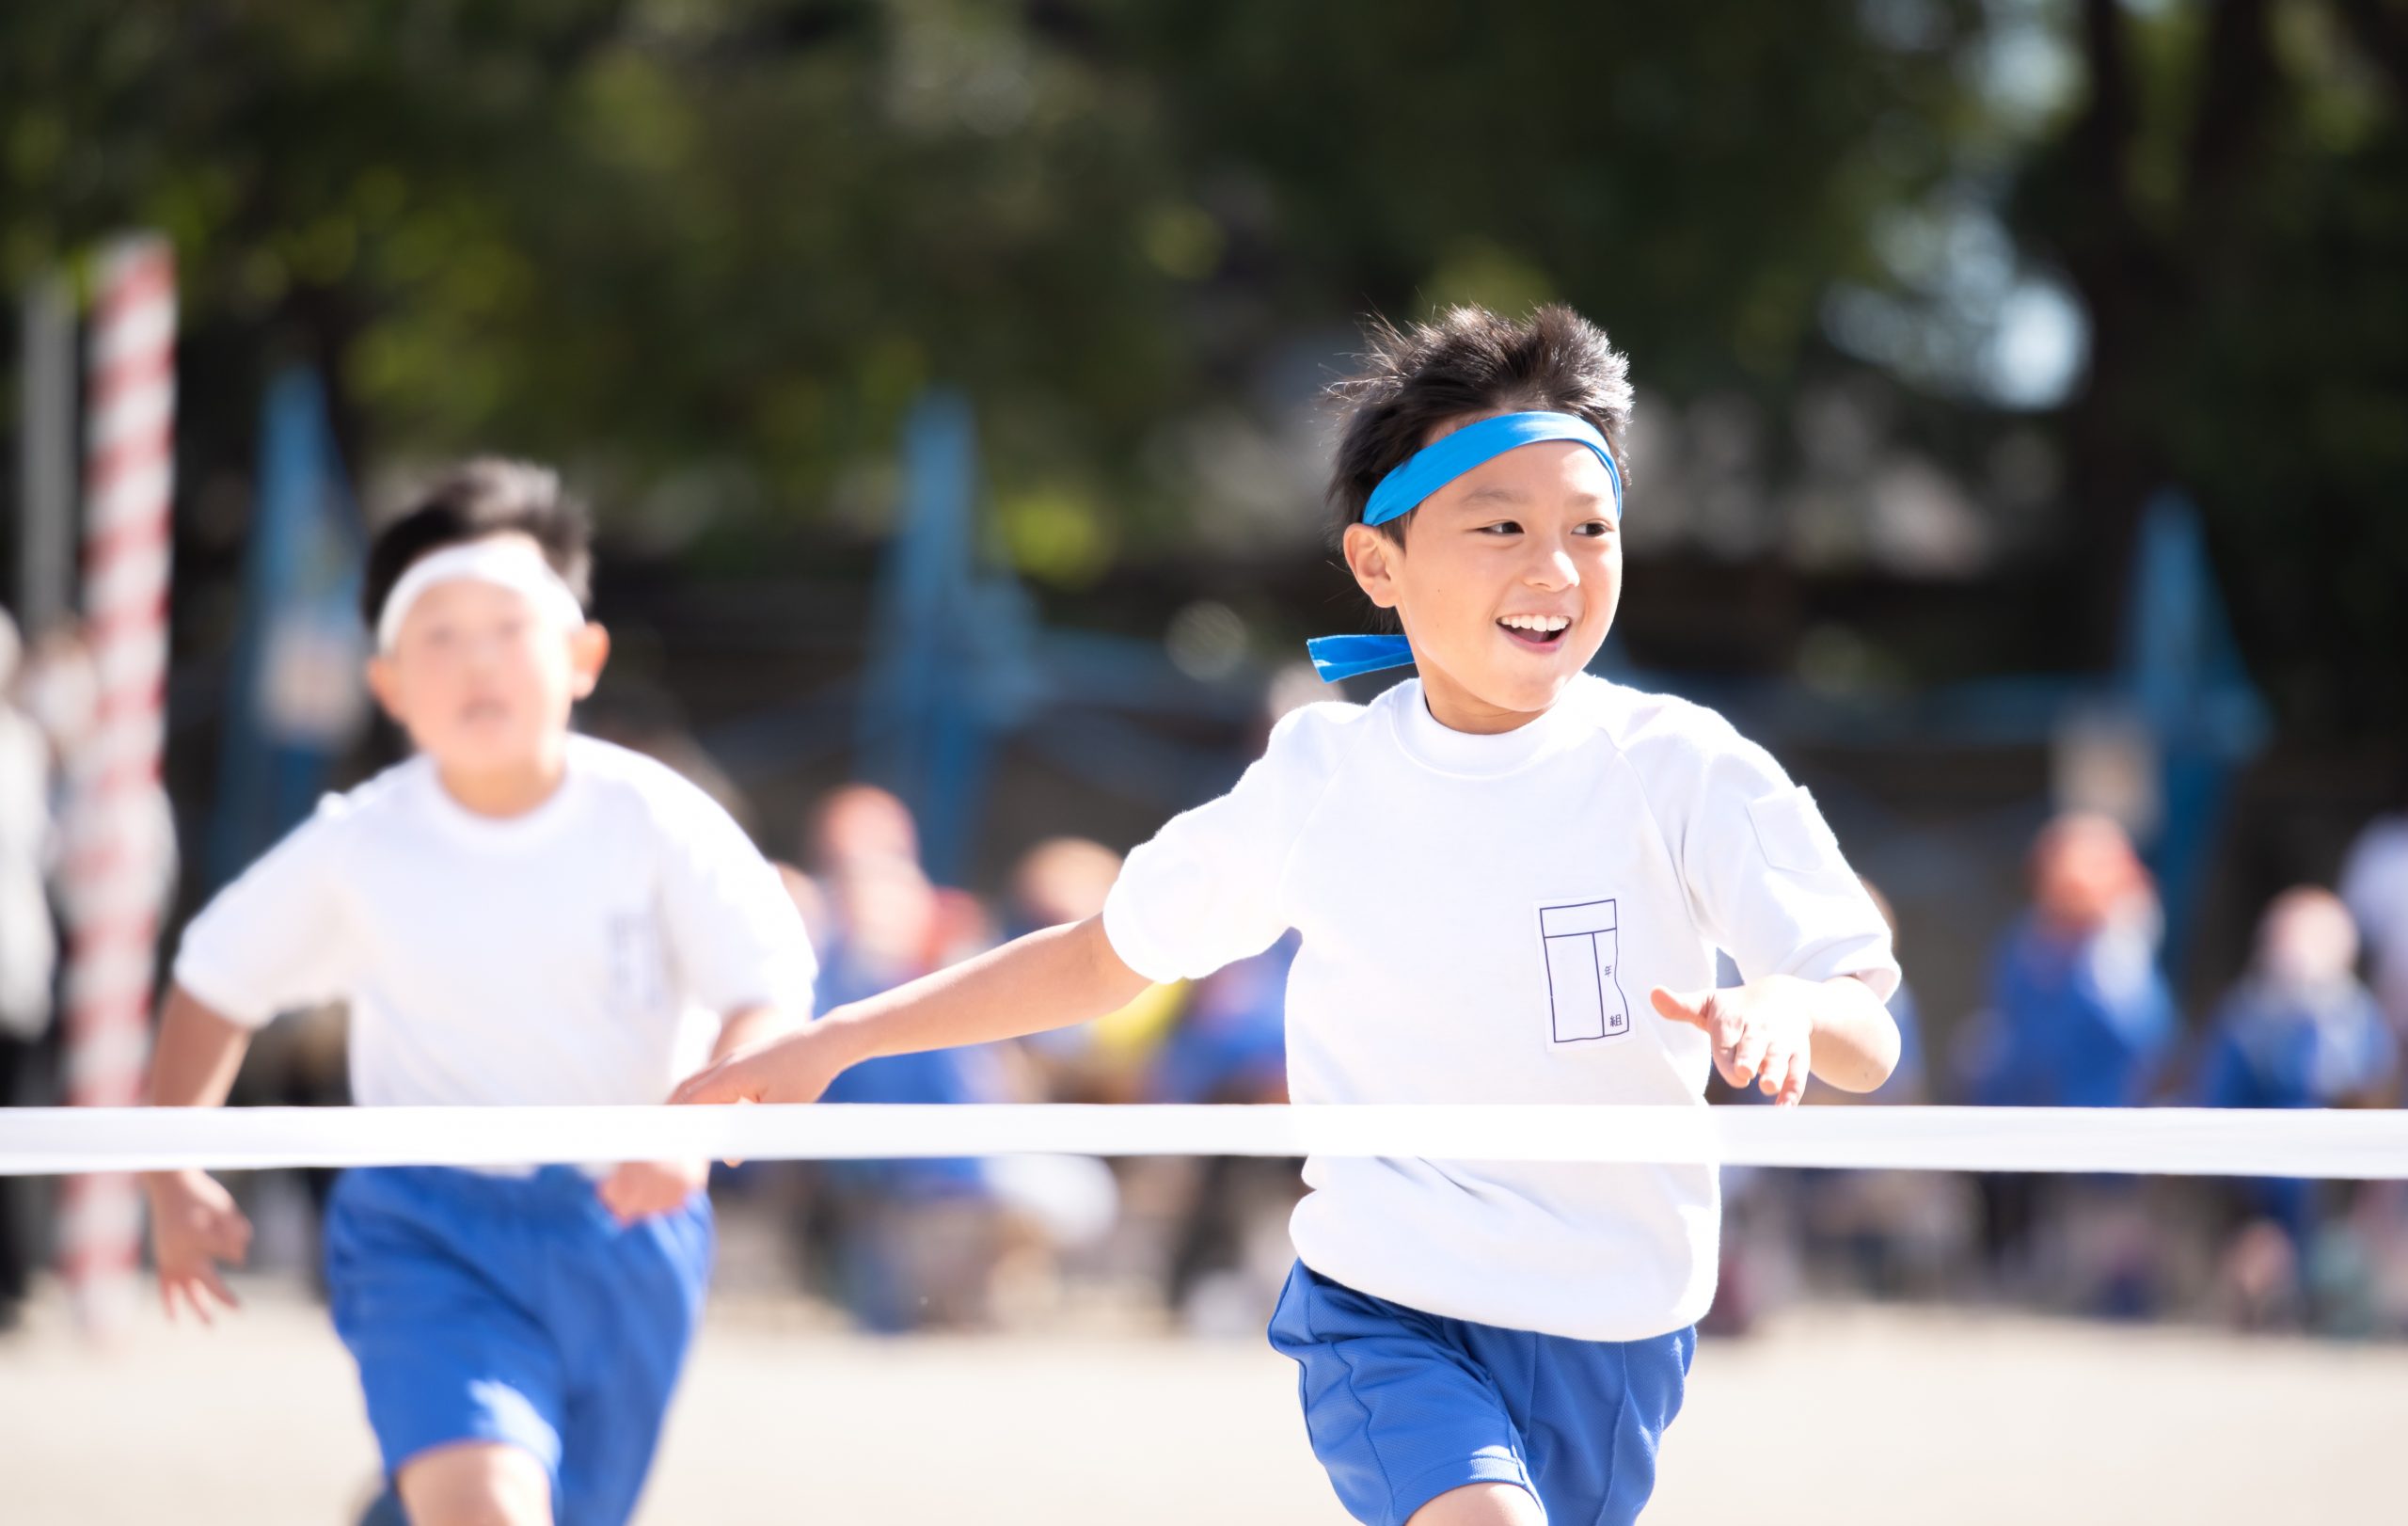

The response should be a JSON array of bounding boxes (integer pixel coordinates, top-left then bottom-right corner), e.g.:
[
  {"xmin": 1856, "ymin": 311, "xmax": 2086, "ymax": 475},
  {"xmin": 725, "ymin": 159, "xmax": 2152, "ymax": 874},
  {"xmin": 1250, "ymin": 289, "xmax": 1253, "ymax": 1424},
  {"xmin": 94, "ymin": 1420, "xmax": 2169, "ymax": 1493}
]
[
  {"xmin": 1268, "ymin": 1262, "xmax": 1694, "ymax": 1526},
  {"xmin": 325, "ymin": 1166, "xmax": 714, "ymax": 1526}
]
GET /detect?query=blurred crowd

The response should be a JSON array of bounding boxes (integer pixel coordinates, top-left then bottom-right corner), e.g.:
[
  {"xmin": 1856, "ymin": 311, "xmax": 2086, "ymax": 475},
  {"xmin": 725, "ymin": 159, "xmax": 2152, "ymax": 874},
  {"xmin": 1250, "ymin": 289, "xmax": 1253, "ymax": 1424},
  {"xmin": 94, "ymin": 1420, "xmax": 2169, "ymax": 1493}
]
[
  {"xmin": 1723, "ymin": 803, "xmax": 2408, "ymax": 1340},
  {"xmin": 748, "ymin": 780, "xmax": 1297, "ymax": 1335},
  {"xmin": 8, "ymin": 596, "xmax": 2408, "ymax": 1339}
]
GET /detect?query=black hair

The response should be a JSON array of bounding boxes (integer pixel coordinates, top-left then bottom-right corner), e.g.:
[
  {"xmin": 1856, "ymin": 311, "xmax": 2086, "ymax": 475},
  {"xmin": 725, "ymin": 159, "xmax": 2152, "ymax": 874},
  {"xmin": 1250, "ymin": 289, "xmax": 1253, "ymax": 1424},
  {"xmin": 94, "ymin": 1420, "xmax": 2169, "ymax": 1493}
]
[
  {"xmin": 1326, "ymin": 304, "xmax": 1634, "ymax": 547},
  {"xmin": 361, "ymin": 457, "xmax": 594, "ymax": 629}
]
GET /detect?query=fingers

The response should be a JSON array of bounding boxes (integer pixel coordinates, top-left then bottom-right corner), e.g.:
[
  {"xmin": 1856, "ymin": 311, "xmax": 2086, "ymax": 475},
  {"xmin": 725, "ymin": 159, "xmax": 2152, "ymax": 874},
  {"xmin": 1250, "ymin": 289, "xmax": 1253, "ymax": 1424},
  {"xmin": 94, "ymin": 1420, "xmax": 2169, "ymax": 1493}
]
[
  {"xmin": 159, "ymin": 1273, "xmax": 194, "ymax": 1325},
  {"xmin": 153, "ymin": 1195, "xmax": 251, "ymax": 1325},
  {"xmin": 196, "ymin": 1262, "xmax": 241, "ymax": 1314},
  {"xmin": 206, "ymin": 1209, "xmax": 253, "ymax": 1266},
  {"xmin": 1776, "ymin": 1048, "xmax": 1812, "ymax": 1106},
  {"xmin": 1649, "ymin": 987, "xmax": 1710, "ymax": 1029},
  {"xmin": 1730, "ymin": 1024, "xmax": 1773, "ymax": 1089},
  {"xmin": 610, "ymin": 1186, "xmax": 673, "ymax": 1225},
  {"xmin": 159, "ymin": 1264, "xmax": 240, "ymax": 1326},
  {"xmin": 599, "ymin": 1168, "xmax": 655, "ymax": 1226},
  {"xmin": 670, "ymin": 1060, "xmax": 752, "ymax": 1107},
  {"xmin": 1754, "ymin": 1036, "xmax": 1803, "ymax": 1098},
  {"xmin": 1695, "ymin": 1000, "xmax": 1751, "ymax": 1089},
  {"xmin": 598, "ymin": 1164, "xmax": 705, "ymax": 1225},
  {"xmin": 167, "ymin": 1276, "xmax": 212, "ymax": 1327},
  {"xmin": 166, "ymin": 1192, "xmax": 251, "ymax": 1262},
  {"xmin": 1654, "ymin": 989, "xmax": 1751, "ymax": 1086}
]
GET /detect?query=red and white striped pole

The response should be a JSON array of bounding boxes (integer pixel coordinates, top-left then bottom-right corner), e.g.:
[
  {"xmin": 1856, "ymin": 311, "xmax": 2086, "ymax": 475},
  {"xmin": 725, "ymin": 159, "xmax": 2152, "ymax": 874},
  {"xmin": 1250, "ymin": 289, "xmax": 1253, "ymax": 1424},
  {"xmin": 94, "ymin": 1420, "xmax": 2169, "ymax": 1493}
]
[{"xmin": 58, "ymin": 235, "xmax": 177, "ymax": 1334}]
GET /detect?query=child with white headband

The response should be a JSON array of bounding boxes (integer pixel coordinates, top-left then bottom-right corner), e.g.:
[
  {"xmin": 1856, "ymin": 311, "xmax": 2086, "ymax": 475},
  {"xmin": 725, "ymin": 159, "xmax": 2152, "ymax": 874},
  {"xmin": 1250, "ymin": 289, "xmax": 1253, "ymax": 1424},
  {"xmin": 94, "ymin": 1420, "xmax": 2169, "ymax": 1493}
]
[
  {"xmin": 143, "ymin": 458, "xmax": 813, "ymax": 1526},
  {"xmin": 677, "ymin": 306, "xmax": 1902, "ymax": 1525}
]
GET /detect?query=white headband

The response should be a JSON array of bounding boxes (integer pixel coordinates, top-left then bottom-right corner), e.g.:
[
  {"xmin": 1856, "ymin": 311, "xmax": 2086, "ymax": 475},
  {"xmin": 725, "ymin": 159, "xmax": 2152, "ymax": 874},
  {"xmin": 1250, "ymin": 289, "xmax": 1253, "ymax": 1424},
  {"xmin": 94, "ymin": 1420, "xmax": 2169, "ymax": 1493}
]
[{"xmin": 375, "ymin": 539, "xmax": 587, "ymax": 654}]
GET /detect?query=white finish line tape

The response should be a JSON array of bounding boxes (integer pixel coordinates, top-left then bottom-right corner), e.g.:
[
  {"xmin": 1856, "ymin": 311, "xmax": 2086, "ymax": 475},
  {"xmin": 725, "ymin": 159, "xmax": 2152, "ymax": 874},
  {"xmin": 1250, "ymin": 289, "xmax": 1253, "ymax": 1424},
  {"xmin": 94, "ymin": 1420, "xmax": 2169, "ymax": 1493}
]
[{"xmin": 3, "ymin": 1105, "xmax": 2406, "ymax": 1179}]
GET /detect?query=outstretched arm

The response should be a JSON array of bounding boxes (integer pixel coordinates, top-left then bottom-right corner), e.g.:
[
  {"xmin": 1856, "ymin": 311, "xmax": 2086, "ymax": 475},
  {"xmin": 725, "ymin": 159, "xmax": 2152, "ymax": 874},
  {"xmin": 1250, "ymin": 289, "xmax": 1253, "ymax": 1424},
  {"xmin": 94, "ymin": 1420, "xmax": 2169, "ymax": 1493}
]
[
  {"xmin": 143, "ymin": 986, "xmax": 258, "ymax": 1322},
  {"xmin": 673, "ymin": 914, "xmax": 1150, "ymax": 1105}
]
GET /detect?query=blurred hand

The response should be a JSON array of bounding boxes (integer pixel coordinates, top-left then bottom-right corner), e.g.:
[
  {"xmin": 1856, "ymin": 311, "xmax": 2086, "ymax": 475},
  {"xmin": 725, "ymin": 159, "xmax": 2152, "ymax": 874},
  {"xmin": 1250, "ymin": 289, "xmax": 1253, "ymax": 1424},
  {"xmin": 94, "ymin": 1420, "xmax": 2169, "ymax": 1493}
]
[
  {"xmin": 147, "ymin": 1169, "xmax": 251, "ymax": 1324},
  {"xmin": 1650, "ymin": 980, "xmax": 1814, "ymax": 1105},
  {"xmin": 596, "ymin": 1158, "xmax": 710, "ymax": 1225},
  {"xmin": 671, "ymin": 1025, "xmax": 852, "ymax": 1109}
]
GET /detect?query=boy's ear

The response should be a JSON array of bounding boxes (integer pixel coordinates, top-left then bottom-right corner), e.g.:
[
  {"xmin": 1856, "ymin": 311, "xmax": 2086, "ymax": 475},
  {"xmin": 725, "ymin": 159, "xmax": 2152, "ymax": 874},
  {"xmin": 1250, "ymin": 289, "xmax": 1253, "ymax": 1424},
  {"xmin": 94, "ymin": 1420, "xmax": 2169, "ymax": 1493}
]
[
  {"xmin": 364, "ymin": 654, "xmax": 407, "ymax": 728},
  {"xmin": 568, "ymin": 621, "xmax": 610, "ymax": 700},
  {"xmin": 1340, "ymin": 522, "xmax": 1404, "ymax": 610}
]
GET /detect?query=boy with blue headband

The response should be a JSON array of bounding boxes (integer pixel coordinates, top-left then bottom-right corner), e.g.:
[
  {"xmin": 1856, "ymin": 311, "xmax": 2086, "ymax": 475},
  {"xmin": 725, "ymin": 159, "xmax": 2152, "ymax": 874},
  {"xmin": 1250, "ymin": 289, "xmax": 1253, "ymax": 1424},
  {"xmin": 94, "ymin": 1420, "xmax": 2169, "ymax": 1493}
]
[{"xmin": 677, "ymin": 306, "xmax": 1901, "ymax": 1525}]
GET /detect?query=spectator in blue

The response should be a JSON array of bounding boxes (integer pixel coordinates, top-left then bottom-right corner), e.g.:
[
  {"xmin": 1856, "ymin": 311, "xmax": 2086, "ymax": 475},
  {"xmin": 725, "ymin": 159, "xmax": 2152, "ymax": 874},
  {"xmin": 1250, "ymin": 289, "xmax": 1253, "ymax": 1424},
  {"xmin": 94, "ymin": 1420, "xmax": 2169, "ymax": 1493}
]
[
  {"xmin": 1151, "ymin": 932, "xmax": 1293, "ymax": 1107},
  {"xmin": 1961, "ymin": 815, "xmax": 2178, "ymax": 1293},
  {"xmin": 810, "ymin": 816, "xmax": 1119, "ymax": 1328},
  {"xmin": 1153, "ymin": 933, "xmax": 1297, "ymax": 1322},
  {"xmin": 1966, "ymin": 813, "xmax": 2178, "ymax": 1109},
  {"xmin": 801, "ymin": 796, "xmax": 1019, "ymax": 1329},
  {"xmin": 2196, "ymin": 887, "xmax": 2397, "ymax": 1253}
]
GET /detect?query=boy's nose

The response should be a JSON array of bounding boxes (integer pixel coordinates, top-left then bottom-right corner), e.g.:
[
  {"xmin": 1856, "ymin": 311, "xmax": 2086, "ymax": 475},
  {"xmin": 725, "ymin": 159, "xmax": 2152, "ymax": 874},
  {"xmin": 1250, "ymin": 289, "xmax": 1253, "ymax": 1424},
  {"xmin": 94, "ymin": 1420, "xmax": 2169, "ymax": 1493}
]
[{"xmin": 1524, "ymin": 541, "xmax": 1580, "ymax": 588}]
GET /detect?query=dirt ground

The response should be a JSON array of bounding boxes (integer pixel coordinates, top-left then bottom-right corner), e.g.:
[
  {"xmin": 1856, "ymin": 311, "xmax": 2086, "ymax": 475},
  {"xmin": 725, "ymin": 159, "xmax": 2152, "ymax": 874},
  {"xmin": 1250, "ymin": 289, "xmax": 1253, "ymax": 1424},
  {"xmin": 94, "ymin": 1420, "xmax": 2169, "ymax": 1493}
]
[{"xmin": 1, "ymin": 1280, "xmax": 2398, "ymax": 1525}]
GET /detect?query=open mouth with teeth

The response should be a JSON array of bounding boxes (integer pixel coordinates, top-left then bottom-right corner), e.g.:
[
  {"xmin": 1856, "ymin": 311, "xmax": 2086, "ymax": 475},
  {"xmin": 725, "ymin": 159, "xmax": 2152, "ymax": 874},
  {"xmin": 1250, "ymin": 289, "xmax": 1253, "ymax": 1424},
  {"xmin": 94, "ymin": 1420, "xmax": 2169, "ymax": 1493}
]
[{"xmin": 1497, "ymin": 612, "xmax": 1574, "ymax": 651}]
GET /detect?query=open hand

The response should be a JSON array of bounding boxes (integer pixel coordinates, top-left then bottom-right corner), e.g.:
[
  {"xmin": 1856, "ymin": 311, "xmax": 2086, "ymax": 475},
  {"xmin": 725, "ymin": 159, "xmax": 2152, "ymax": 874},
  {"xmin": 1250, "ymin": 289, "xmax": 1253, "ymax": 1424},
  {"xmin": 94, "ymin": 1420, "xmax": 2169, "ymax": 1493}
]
[
  {"xmin": 1650, "ymin": 981, "xmax": 1814, "ymax": 1105},
  {"xmin": 147, "ymin": 1169, "xmax": 252, "ymax": 1324},
  {"xmin": 597, "ymin": 1158, "xmax": 710, "ymax": 1225}
]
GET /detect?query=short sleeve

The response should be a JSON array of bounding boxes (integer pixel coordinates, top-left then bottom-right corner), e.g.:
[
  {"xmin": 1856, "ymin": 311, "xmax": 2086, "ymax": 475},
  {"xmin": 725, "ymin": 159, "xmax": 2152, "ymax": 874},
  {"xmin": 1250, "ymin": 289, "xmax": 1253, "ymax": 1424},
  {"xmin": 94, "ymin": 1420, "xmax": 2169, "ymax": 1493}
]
[
  {"xmin": 172, "ymin": 803, "xmax": 356, "ymax": 1028},
  {"xmin": 1103, "ymin": 705, "xmax": 1350, "ymax": 984},
  {"xmin": 1679, "ymin": 731, "xmax": 1900, "ymax": 1001},
  {"xmin": 652, "ymin": 783, "xmax": 816, "ymax": 1020}
]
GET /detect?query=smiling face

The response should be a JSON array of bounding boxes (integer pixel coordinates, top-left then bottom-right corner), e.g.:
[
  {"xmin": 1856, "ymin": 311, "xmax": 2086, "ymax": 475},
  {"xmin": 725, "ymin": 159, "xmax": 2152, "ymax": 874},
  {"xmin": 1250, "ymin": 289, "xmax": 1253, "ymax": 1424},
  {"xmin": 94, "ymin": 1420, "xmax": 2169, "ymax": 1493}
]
[
  {"xmin": 365, "ymin": 534, "xmax": 608, "ymax": 785},
  {"xmin": 1340, "ymin": 418, "xmax": 1624, "ymax": 733}
]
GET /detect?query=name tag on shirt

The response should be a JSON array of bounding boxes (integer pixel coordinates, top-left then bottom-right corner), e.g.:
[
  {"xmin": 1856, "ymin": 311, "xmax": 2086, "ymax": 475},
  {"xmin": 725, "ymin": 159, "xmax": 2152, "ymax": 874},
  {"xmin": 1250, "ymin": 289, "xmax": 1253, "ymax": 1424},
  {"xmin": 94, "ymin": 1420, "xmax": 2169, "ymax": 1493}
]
[{"xmin": 1539, "ymin": 898, "xmax": 1630, "ymax": 1044}]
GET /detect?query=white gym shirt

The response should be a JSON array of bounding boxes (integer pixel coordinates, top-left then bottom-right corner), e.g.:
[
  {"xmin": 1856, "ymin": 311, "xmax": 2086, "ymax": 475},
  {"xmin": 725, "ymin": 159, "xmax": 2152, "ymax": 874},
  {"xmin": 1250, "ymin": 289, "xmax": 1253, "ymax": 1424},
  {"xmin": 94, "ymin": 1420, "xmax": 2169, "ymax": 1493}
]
[
  {"xmin": 1103, "ymin": 675, "xmax": 1899, "ymax": 1342},
  {"xmin": 176, "ymin": 735, "xmax": 815, "ymax": 1115}
]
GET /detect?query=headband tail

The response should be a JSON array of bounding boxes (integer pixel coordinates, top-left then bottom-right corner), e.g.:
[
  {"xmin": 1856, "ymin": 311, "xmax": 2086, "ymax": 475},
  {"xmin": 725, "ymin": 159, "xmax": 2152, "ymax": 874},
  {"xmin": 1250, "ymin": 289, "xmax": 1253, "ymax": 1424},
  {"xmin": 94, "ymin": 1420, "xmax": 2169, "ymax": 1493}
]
[{"xmin": 1306, "ymin": 634, "xmax": 1418, "ymax": 683}]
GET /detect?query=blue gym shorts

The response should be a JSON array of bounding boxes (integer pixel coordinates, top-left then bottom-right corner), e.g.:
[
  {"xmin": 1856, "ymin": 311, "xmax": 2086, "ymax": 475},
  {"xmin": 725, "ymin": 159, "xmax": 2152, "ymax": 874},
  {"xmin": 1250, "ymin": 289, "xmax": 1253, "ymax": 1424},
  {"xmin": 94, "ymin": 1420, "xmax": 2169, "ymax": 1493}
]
[
  {"xmin": 1268, "ymin": 1262, "xmax": 1695, "ymax": 1526},
  {"xmin": 325, "ymin": 1165, "xmax": 714, "ymax": 1526}
]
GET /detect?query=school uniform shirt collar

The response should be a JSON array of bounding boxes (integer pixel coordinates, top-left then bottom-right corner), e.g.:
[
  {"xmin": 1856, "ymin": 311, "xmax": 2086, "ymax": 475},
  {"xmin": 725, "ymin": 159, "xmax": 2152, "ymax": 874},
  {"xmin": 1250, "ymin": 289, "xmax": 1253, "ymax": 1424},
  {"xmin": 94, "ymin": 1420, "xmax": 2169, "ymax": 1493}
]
[{"xmin": 1386, "ymin": 676, "xmax": 1594, "ymax": 779}]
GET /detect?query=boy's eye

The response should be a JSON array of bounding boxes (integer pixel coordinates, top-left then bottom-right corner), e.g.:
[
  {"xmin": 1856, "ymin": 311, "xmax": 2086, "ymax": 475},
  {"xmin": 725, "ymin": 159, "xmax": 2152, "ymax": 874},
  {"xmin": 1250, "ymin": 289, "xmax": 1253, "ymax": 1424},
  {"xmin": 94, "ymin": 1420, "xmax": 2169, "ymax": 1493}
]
[
  {"xmin": 1574, "ymin": 520, "xmax": 1617, "ymax": 539},
  {"xmin": 1477, "ymin": 520, "xmax": 1523, "ymax": 536}
]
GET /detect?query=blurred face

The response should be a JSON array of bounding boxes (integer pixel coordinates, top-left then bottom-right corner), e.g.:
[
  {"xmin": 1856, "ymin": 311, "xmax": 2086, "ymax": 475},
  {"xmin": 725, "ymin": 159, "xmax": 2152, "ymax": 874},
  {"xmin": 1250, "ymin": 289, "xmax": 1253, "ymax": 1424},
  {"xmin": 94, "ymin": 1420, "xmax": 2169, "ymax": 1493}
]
[
  {"xmin": 2031, "ymin": 815, "xmax": 2145, "ymax": 933},
  {"xmin": 1342, "ymin": 421, "xmax": 1623, "ymax": 732},
  {"xmin": 366, "ymin": 540, "xmax": 607, "ymax": 779},
  {"xmin": 831, "ymin": 853, "xmax": 941, "ymax": 976},
  {"xmin": 2258, "ymin": 888, "xmax": 2359, "ymax": 987},
  {"xmin": 811, "ymin": 785, "xmax": 920, "ymax": 875}
]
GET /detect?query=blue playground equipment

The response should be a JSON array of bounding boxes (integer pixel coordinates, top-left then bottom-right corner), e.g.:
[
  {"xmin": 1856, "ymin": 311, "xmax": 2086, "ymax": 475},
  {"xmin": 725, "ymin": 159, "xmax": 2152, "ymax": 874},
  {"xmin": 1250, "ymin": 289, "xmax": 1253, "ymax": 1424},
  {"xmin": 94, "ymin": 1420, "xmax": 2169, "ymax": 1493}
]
[
  {"xmin": 2117, "ymin": 490, "xmax": 2271, "ymax": 971},
  {"xmin": 846, "ymin": 389, "xmax": 1255, "ymax": 883},
  {"xmin": 205, "ymin": 368, "xmax": 370, "ymax": 891}
]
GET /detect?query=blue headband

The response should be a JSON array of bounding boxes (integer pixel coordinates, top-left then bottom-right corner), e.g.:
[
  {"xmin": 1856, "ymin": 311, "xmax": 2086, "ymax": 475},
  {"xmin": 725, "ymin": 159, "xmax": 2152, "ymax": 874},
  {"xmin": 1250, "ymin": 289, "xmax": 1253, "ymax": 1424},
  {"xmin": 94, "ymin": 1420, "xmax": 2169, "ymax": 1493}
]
[{"xmin": 1307, "ymin": 410, "xmax": 1624, "ymax": 683}]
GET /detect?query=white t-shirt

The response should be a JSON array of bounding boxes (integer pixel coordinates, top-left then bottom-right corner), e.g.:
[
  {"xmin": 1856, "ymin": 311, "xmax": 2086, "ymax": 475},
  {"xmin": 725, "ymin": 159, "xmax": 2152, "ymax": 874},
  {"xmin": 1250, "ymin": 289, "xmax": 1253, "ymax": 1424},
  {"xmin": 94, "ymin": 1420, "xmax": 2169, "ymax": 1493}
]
[
  {"xmin": 175, "ymin": 736, "xmax": 815, "ymax": 1116},
  {"xmin": 1103, "ymin": 675, "xmax": 1898, "ymax": 1341}
]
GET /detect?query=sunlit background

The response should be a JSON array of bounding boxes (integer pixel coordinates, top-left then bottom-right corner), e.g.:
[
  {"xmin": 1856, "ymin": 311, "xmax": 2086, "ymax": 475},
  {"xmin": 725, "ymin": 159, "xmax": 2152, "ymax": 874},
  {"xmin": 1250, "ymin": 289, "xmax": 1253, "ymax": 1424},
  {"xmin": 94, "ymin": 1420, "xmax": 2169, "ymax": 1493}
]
[{"xmin": 4, "ymin": 1, "xmax": 2407, "ymax": 1521}]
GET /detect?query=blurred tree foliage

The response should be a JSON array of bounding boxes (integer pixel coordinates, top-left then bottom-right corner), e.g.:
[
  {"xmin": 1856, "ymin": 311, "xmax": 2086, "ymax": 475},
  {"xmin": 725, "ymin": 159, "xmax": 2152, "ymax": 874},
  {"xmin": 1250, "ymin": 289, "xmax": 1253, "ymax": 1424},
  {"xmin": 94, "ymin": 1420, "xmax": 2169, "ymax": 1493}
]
[
  {"xmin": 2011, "ymin": 0, "xmax": 2408, "ymax": 733},
  {"xmin": 1, "ymin": 0, "xmax": 2402, "ymax": 728}
]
